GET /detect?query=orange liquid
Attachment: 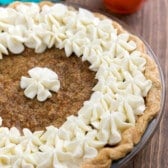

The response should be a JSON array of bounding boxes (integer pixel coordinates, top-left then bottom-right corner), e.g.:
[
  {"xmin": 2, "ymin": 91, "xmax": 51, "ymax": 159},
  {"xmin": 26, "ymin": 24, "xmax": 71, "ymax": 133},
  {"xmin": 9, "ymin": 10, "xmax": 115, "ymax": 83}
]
[{"xmin": 103, "ymin": 0, "xmax": 145, "ymax": 14}]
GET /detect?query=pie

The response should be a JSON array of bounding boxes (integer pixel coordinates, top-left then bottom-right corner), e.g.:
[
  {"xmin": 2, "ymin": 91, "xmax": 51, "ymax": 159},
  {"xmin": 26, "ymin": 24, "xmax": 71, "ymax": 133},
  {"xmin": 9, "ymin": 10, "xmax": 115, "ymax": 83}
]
[{"xmin": 0, "ymin": 2, "xmax": 161, "ymax": 168}]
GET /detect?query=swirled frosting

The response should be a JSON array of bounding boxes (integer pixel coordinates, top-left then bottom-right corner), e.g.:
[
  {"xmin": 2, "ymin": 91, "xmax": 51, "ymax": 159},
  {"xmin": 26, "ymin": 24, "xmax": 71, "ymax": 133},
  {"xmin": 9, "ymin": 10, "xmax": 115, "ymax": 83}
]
[
  {"xmin": 0, "ymin": 3, "xmax": 152, "ymax": 168},
  {"xmin": 20, "ymin": 67, "xmax": 60, "ymax": 102}
]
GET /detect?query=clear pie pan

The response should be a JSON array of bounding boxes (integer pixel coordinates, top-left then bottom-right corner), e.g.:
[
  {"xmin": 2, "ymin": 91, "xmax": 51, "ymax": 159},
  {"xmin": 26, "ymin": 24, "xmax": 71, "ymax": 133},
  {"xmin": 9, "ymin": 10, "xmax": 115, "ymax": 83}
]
[
  {"xmin": 63, "ymin": 2, "xmax": 166, "ymax": 168},
  {"xmin": 111, "ymin": 39, "xmax": 165, "ymax": 168},
  {"xmin": 0, "ymin": 2, "xmax": 165, "ymax": 168}
]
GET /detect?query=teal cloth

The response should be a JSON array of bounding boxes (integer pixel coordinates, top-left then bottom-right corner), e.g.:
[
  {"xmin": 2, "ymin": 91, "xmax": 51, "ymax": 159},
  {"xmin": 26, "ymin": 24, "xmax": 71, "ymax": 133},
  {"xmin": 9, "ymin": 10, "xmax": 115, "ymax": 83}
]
[
  {"xmin": 0, "ymin": 0, "xmax": 63, "ymax": 5},
  {"xmin": 0, "ymin": 0, "xmax": 40, "ymax": 5},
  {"xmin": 0, "ymin": 0, "xmax": 14, "ymax": 5}
]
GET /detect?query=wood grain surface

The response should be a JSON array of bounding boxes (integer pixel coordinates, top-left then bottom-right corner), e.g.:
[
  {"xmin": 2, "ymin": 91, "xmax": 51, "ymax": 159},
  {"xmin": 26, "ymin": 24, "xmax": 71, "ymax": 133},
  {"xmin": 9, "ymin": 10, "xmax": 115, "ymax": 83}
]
[{"xmin": 65, "ymin": 0, "xmax": 168, "ymax": 168}]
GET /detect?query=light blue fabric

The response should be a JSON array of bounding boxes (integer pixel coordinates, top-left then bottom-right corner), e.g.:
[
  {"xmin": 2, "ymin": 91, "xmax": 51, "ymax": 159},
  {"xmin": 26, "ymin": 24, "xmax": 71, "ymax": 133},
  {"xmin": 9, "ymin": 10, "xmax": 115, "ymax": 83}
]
[
  {"xmin": 0, "ymin": 0, "xmax": 63, "ymax": 5},
  {"xmin": 0, "ymin": 0, "xmax": 14, "ymax": 5}
]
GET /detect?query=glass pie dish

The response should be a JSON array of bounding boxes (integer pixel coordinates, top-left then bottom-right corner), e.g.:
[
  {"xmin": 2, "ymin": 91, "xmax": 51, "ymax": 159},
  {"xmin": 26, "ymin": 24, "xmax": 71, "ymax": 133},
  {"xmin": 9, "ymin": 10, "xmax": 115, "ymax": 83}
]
[
  {"xmin": 64, "ymin": 2, "xmax": 166, "ymax": 168},
  {"xmin": 111, "ymin": 39, "xmax": 165, "ymax": 168},
  {"xmin": 0, "ymin": 3, "xmax": 165, "ymax": 168}
]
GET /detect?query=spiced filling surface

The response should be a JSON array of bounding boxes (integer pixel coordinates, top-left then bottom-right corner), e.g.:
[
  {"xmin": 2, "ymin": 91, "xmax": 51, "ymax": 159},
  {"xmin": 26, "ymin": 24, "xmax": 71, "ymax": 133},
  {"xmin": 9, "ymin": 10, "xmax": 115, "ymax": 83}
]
[{"xmin": 0, "ymin": 48, "xmax": 96, "ymax": 131}]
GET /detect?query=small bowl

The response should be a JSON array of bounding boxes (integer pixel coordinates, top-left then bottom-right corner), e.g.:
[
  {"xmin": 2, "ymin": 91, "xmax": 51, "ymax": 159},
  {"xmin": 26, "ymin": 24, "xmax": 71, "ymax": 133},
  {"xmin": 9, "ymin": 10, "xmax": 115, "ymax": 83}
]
[{"xmin": 103, "ymin": 0, "xmax": 145, "ymax": 14}]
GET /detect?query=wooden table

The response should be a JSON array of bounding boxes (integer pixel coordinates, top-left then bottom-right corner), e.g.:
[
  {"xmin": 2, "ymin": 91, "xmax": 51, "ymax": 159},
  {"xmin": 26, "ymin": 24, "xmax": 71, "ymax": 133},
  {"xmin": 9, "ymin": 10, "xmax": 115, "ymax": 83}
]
[{"xmin": 65, "ymin": 0, "xmax": 167, "ymax": 167}]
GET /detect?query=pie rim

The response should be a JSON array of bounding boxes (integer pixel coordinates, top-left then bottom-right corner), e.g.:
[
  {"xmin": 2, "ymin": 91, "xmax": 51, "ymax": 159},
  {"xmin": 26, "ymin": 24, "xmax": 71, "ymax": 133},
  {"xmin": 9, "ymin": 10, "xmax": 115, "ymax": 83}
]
[{"xmin": 82, "ymin": 9, "xmax": 161, "ymax": 168}]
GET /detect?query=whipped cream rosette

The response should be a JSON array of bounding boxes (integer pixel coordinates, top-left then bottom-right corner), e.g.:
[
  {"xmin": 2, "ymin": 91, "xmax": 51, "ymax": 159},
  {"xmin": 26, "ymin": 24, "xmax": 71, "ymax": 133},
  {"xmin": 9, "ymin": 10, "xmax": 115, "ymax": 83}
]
[{"xmin": 20, "ymin": 67, "xmax": 60, "ymax": 102}]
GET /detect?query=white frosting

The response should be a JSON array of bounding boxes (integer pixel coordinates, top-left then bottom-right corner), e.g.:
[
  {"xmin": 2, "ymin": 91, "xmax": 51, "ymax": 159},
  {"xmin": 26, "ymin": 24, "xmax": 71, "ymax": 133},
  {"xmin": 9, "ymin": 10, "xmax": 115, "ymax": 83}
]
[
  {"xmin": 0, "ymin": 3, "xmax": 152, "ymax": 168},
  {"xmin": 0, "ymin": 43, "xmax": 8, "ymax": 59},
  {"xmin": 20, "ymin": 67, "xmax": 60, "ymax": 102}
]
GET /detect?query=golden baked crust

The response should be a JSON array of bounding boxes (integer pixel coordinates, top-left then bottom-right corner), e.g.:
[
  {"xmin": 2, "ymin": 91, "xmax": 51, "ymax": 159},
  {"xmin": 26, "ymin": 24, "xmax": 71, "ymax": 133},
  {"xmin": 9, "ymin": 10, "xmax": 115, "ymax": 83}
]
[
  {"xmin": 6, "ymin": 2, "xmax": 161, "ymax": 168},
  {"xmin": 81, "ymin": 14, "xmax": 161, "ymax": 168}
]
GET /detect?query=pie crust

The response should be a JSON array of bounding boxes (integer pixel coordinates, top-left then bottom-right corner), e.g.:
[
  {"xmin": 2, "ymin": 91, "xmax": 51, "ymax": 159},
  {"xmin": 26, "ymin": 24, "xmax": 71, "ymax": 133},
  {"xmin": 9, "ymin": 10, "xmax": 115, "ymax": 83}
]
[
  {"xmin": 0, "ymin": 2, "xmax": 161, "ymax": 168},
  {"xmin": 82, "ymin": 13, "xmax": 161, "ymax": 168}
]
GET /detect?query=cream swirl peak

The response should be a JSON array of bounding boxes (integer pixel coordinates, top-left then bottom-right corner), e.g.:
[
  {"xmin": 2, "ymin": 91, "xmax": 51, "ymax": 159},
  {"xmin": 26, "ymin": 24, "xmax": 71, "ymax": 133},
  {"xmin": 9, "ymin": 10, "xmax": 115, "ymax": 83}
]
[
  {"xmin": 20, "ymin": 67, "xmax": 60, "ymax": 102},
  {"xmin": 0, "ymin": 3, "xmax": 153, "ymax": 168}
]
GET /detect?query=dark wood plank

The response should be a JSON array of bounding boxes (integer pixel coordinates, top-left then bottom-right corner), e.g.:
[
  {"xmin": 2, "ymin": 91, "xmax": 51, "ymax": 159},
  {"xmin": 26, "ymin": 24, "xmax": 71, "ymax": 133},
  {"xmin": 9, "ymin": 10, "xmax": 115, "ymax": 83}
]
[{"xmin": 66, "ymin": 0, "xmax": 168, "ymax": 167}]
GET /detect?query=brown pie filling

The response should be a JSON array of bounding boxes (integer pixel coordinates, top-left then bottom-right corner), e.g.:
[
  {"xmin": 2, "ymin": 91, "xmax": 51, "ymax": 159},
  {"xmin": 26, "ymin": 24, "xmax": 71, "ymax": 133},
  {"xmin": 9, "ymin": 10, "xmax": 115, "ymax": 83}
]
[{"xmin": 0, "ymin": 48, "xmax": 97, "ymax": 131}]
